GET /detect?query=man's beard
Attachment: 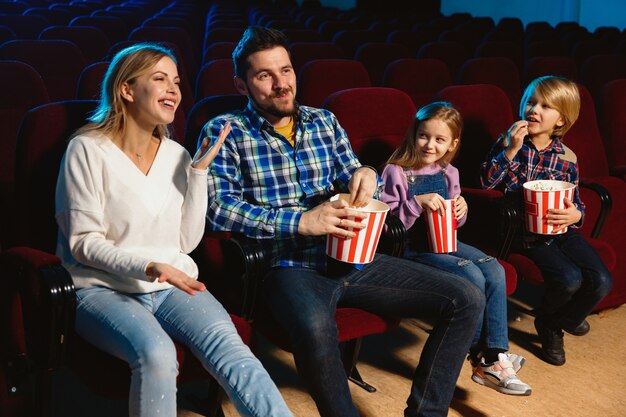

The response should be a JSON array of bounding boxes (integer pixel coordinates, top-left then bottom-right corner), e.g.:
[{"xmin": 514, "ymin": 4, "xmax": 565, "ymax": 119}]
[{"xmin": 249, "ymin": 88, "xmax": 297, "ymax": 119}]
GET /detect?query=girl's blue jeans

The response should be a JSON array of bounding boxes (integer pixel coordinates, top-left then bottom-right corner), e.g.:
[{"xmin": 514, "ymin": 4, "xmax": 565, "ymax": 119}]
[
  {"xmin": 75, "ymin": 286, "xmax": 293, "ymax": 417},
  {"xmin": 407, "ymin": 241, "xmax": 510, "ymax": 351}
]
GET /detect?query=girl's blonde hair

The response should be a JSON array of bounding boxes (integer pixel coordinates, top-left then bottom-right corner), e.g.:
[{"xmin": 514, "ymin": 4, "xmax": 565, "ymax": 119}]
[
  {"xmin": 519, "ymin": 76, "xmax": 580, "ymax": 138},
  {"xmin": 387, "ymin": 101, "xmax": 462, "ymax": 169},
  {"xmin": 75, "ymin": 43, "xmax": 178, "ymax": 140}
]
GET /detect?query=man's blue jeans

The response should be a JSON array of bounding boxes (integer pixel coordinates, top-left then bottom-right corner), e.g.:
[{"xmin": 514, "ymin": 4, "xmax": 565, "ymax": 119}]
[
  {"xmin": 407, "ymin": 241, "xmax": 509, "ymax": 351},
  {"xmin": 523, "ymin": 230, "xmax": 612, "ymax": 329},
  {"xmin": 75, "ymin": 286, "xmax": 293, "ymax": 417},
  {"xmin": 263, "ymin": 253, "xmax": 485, "ymax": 417}
]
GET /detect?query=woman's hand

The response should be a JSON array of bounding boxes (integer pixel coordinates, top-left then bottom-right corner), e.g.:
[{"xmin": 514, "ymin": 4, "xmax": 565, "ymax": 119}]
[
  {"xmin": 191, "ymin": 121, "xmax": 231, "ymax": 170},
  {"xmin": 546, "ymin": 198, "xmax": 582, "ymax": 233},
  {"xmin": 348, "ymin": 167, "xmax": 377, "ymax": 207},
  {"xmin": 453, "ymin": 194, "xmax": 468, "ymax": 220},
  {"xmin": 415, "ymin": 193, "xmax": 447, "ymax": 216},
  {"xmin": 146, "ymin": 262, "xmax": 206, "ymax": 296}
]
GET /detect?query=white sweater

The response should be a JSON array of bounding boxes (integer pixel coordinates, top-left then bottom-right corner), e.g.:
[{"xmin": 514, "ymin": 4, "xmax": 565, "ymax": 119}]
[{"xmin": 55, "ymin": 133, "xmax": 208, "ymax": 293}]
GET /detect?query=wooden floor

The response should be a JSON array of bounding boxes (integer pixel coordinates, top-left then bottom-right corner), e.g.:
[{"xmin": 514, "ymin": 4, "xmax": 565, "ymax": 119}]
[{"xmin": 53, "ymin": 281, "xmax": 626, "ymax": 416}]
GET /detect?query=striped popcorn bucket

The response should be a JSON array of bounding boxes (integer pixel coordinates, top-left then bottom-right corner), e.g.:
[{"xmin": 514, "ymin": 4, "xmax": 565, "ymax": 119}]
[
  {"xmin": 523, "ymin": 180, "xmax": 575, "ymax": 235},
  {"xmin": 425, "ymin": 199, "xmax": 457, "ymax": 253},
  {"xmin": 326, "ymin": 194, "xmax": 389, "ymax": 264}
]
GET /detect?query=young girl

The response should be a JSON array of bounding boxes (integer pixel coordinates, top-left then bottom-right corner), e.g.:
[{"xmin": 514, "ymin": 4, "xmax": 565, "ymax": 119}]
[
  {"xmin": 381, "ymin": 102, "xmax": 531, "ymax": 396},
  {"xmin": 481, "ymin": 76, "xmax": 612, "ymax": 366},
  {"xmin": 55, "ymin": 43, "xmax": 293, "ymax": 417}
]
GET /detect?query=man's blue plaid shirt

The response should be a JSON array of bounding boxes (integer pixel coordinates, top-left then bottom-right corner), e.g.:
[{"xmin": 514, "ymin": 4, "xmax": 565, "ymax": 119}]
[{"xmin": 203, "ymin": 101, "xmax": 365, "ymax": 271}]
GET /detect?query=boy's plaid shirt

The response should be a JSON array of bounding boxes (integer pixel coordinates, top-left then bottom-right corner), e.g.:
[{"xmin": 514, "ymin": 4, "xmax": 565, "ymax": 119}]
[
  {"xmin": 204, "ymin": 102, "xmax": 368, "ymax": 270},
  {"xmin": 480, "ymin": 134, "xmax": 585, "ymax": 226}
]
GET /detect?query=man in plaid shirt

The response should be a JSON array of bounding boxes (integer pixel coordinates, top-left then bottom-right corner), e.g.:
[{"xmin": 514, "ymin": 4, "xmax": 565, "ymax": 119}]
[{"xmin": 203, "ymin": 26, "xmax": 484, "ymax": 417}]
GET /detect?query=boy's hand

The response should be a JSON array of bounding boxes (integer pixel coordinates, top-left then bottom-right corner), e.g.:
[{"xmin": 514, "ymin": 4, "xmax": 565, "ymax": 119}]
[
  {"xmin": 546, "ymin": 198, "xmax": 582, "ymax": 233},
  {"xmin": 453, "ymin": 194, "xmax": 468, "ymax": 220},
  {"xmin": 415, "ymin": 193, "xmax": 447, "ymax": 216},
  {"xmin": 504, "ymin": 120, "xmax": 528, "ymax": 160}
]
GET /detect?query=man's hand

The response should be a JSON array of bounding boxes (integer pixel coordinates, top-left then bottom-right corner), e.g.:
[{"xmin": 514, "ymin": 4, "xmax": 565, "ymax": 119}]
[
  {"xmin": 146, "ymin": 262, "xmax": 206, "ymax": 295},
  {"xmin": 348, "ymin": 167, "xmax": 378, "ymax": 207},
  {"xmin": 546, "ymin": 198, "xmax": 582, "ymax": 233},
  {"xmin": 298, "ymin": 197, "xmax": 367, "ymax": 238}
]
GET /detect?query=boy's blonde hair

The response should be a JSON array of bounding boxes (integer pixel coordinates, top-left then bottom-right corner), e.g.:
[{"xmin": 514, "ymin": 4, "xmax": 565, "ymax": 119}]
[
  {"xmin": 519, "ymin": 76, "xmax": 580, "ymax": 138},
  {"xmin": 75, "ymin": 43, "xmax": 178, "ymax": 140},
  {"xmin": 387, "ymin": 101, "xmax": 462, "ymax": 169}
]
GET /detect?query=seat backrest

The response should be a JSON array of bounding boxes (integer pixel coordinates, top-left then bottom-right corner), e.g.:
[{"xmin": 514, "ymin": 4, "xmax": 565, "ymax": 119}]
[
  {"xmin": 184, "ymin": 94, "xmax": 248, "ymax": 155},
  {"xmin": 195, "ymin": 59, "xmax": 237, "ymax": 100},
  {"xmin": 579, "ymin": 54, "xmax": 626, "ymax": 113},
  {"xmin": 382, "ymin": 58, "xmax": 452, "ymax": 109},
  {"xmin": 323, "ymin": 87, "xmax": 416, "ymax": 171},
  {"xmin": 0, "ymin": 14, "xmax": 48, "ymax": 39},
  {"xmin": 288, "ymin": 41, "xmax": 345, "ymax": 74},
  {"xmin": 297, "ymin": 59, "xmax": 371, "ymax": 108},
  {"xmin": 457, "ymin": 57, "xmax": 521, "ymax": 115},
  {"xmin": 570, "ymin": 39, "xmax": 613, "ymax": 68},
  {"xmin": 523, "ymin": 55, "xmax": 579, "ymax": 85},
  {"xmin": 69, "ymin": 15, "xmax": 131, "ymax": 45},
  {"xmin": 561, "ymin": 83, "xmax": 609, "ymax": 178},
  {"xmin": 0, "ymin": 24, "xmax": 15, "ymax": 44},
  {"xmin": 601, "ymin": 79, "xmax": 626, "ymax": 172},
  {"xmin": 76, "ymin": 61, "xmax": 109, "ymax": 100},
  {"xmin": 474, "ymin": 40, "xmax": 523, "ymax": 72},
  {"xmin": 201, "ymin": 41, "xmax": 236, "ymax": 64},
  {"xmin": 0, "ymin": 40, "xmax": 87, "ymax": 102},
  {"xmin": 14, "ymin": 100, "xmax": 98, "ymax": 252},
  {"xmin": 282, "ymin": 28, "xmax": 322, "ymax": 43},
  {"xmin": 331, "ymin": 29, "xmax": 385, "ymax": 58},
  {"xmin": 0, "ymin": 61, "xmax": 49, "ymax": 248},
  {"xmin": 417, "ymin": 40, "xmax": 470, "ymax": 80},
  {"xmin": 436, "ymin": 84, "xmax": 515, "ymax": 188},
  {"xmin": 354, "ymin": 42, "xmax": 411, "ymax": 86},
  {"xmin": 39, "ymin": 25, "xmax": 111, "ymax": 65},
  {"xmin": 385, "ymin": 29, "xmax": 436, "ymax": 56},
  {"xmin": 525, "ymin": 39, "xmax": 568, "ymax": 61}
]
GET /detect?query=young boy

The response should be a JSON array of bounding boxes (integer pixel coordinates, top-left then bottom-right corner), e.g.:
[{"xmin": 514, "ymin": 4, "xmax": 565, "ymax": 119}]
[{"xmin": 480, "ymin": 76, "xmax": 612, "ymax": 366}]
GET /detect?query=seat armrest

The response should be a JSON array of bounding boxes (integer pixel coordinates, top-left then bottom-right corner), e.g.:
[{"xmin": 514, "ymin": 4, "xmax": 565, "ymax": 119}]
[
  {"xmin": 460, "ymin": 187, "xmax": 518, "ymax": 259},
  {"xmin": 377, "ymin": 214, "xmax": 407, "ymax": 257},
  {"xmin": 579, "ymin": 180, "xmax": 612, "ymax": 238},
  {"xmin": 221, "ymin": 234, "xmax": 267, "ymax": 321},
  {"xmin": 1, "ymin": 247, "xmax": 75, "ymax": 370}
]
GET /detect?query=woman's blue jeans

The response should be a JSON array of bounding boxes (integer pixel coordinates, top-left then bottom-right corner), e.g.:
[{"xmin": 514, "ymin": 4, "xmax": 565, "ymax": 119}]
[
  {"xmin": 522, "ymin": 230, "xmax": 612, "ymax": 329},
  {"xmin": 75, "ymin": 286, "xmax": 293, "ymax": 417},
  {"xmin": 263, "ymin": 253, "xmax": 484, "ymax": 417},
  {"xmin": 407, "ymin": 241, "xmax": 509, "ymax": 351}
]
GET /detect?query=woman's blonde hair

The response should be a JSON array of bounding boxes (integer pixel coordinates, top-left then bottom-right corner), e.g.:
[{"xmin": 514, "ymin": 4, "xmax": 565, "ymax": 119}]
[
  {"xmin": 387, "ymin": 101, "xmax": 462, "ymax": 169},
  {"xmin": 75, "ymin": 43, "xmax": 178, "ymax": 140},
  {"xmin": 519, "ymin": 75, "xmax": 580, "ymax": 138}
]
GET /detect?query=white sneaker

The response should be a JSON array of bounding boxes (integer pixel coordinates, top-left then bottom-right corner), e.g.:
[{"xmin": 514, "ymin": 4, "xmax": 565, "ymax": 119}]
[{"xmin": 471, "ymin": 353, "xmax": 532, "ymax": 396}]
